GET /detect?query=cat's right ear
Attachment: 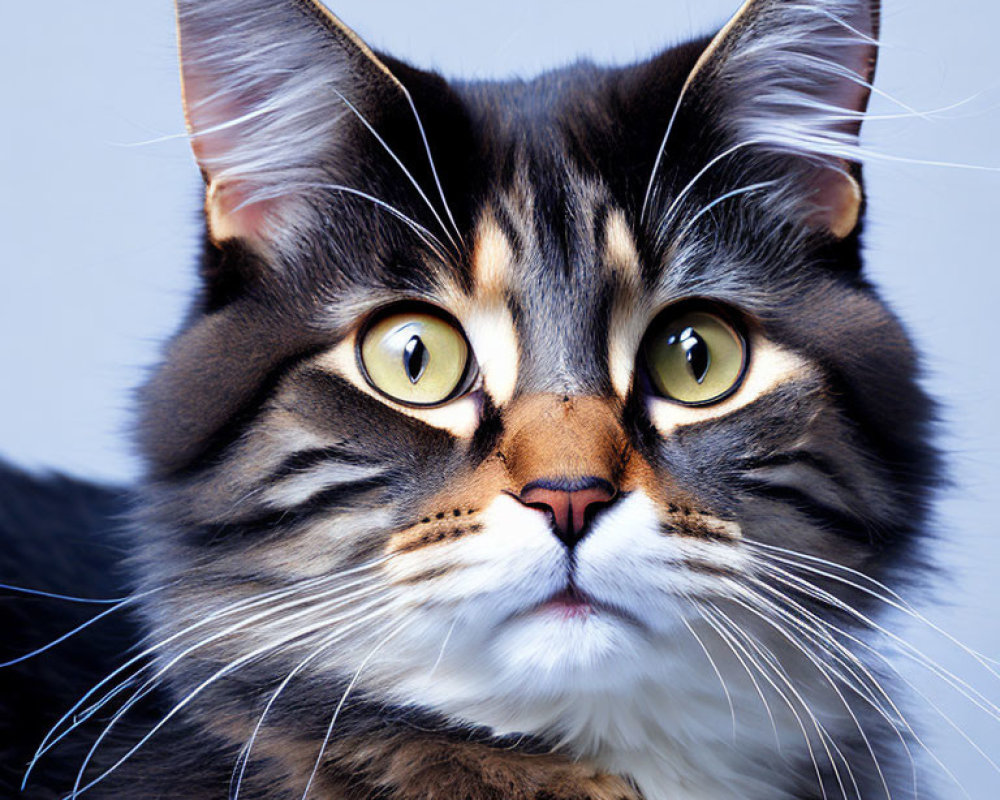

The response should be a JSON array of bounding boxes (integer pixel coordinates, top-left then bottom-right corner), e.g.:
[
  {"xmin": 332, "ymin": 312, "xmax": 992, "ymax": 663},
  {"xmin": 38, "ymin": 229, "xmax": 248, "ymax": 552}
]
[
  {"xmin": 175, "ymin": 0, "xmax": 398, "ymax": 252},
  {"xmin": 646, "ymin": 0, "xmax": 880, "ymax": 240}
]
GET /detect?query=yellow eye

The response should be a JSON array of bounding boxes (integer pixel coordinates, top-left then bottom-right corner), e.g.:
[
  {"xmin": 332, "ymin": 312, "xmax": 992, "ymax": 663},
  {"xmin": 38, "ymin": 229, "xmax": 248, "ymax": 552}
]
[
  {"xmin": 643, "ymin": 307, "xmax": 748, "ymax": 405},
  {"xmin": 358, "ymin": 308, "xmax": 472, "ymax": 406}
]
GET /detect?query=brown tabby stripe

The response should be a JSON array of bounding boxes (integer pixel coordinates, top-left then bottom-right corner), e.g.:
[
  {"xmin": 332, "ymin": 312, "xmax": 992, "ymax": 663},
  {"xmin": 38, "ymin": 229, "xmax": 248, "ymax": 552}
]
[{"xmin": 188, "ymin": 474, "xmax": 393, "ymax": 547}]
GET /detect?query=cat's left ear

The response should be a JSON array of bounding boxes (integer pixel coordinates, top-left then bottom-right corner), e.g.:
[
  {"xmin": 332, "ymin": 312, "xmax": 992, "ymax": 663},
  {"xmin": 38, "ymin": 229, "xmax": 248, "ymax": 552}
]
[{"xmin": 674, "ymin": 0, "xmax": 879, "ymax": 238}]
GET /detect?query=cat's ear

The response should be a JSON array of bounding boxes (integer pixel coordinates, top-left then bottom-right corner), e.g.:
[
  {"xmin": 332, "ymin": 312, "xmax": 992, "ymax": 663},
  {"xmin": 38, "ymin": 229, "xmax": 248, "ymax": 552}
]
[
  {"xmin": 174, "ymin": 0, "xmax": 399, "ymax": 250},
  {"xmin": 675, "ymin": 0, "xmax": 879, "ymax": 238}
]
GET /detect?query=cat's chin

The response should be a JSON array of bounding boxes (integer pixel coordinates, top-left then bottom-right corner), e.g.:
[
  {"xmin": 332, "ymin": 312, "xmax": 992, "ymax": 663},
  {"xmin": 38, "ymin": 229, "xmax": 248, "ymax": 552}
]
[{"xmin": 485, "ymin": 598, "xmax": 650, "ymax": 693}]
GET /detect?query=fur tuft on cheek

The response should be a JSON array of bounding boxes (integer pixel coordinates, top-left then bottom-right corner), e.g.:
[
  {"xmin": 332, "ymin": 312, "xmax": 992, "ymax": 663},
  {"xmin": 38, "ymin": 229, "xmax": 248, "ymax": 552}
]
[{"xmin": 575, "ymin": 492, "xmax": 749, "ymax": 630}]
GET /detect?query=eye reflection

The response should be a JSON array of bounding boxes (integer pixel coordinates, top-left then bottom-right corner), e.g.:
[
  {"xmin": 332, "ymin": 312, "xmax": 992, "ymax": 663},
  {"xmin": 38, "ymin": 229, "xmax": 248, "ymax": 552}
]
[
  {"xmin": 670, "ymin": 326, "xmax": 711, "ymax": 384},
  {"xmin": 403, "ymin": 335, "xmax": 429, "ymax": 384}
]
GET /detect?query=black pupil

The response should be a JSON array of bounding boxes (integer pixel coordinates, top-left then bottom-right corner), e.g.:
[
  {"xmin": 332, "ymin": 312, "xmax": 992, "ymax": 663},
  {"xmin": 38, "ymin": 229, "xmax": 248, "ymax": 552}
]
[
  {"xmin": 669, "ymin": 326, "xmax": 711, "ymax": 384},
  {"xmin": 402, "ymin": 335, "xmax": 430, "ymax": 384}
]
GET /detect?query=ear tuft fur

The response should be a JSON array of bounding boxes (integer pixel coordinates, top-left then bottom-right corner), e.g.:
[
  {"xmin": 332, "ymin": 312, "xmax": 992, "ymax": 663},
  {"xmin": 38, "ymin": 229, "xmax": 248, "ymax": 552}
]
[
  {"xmin": 174, "ymin": 0, "xmax": 397, "ymax": 249},
  {"xmin": 680, "ymin": 0, "xmax": 880, "ymax": 237}
]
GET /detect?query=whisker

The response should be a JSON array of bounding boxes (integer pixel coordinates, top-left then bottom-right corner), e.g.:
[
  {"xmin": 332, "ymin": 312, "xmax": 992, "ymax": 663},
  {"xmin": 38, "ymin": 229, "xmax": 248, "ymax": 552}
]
[
  {"xmin": 1, "ymin": 586, "xmax": 163, "ymax": 668},
  {"xmin": 28, "ymin": 560, "xmax": 385, "ymax": 784},
  {"xmin": 332, "ymin": 89, "xmax": 461, "ymax": 257},
  {"xmin": 727, "ymin": 588, "xmax": 895, "ymax": 800},
  {"xmin": 671, "ymin": 180, "xmax": 778, "ymax": 247},
  {"xmin": 426, "ymin": 617, "xmax": 459, "ymax": 682},
  {"xmin": 67, "ymin": 593, "xmax": 393, "ymax": 799},
  {"xmin": 752, "ymin": 573, "xmax": 978, "ymax": 792},
  {"xmin": 752, "ymin": 558, "xmax": 1000, "ymax": 721},
  {"xmin": 656, "ymin": 140, "xmax": 761, "ymax": 246},
  {"xmin": 747, "ymin": 566, "xmax": 996, "ymax": 791},
  {"xmin": 640, "ymin": 50, "xmax": 701, "ymax": 224},
  {"xmin": 243, "ymin": 181, "xmax": 450, "ymax": 262},
  {"xmin": 744, "ymin": 578, "xmax": 919, "ymax": 734},
  {"xmin": 0, "ymin": 583, "xmax": 137, "ymax": 605},
  {"xmin": 698, "ymin": 601, "xmax": 831, "ymax": 800},
  {"xmin": 692, "ymin": 606, "xmax": 782, "ymax": 749},
  {"xmin": 747, "ymin": 541, "xmax": 1000, "ymax": 674},
  {"xmin": 299, "ymin": 620, "xmax": 407, "ymax": 800},
  {"xmin": 391, "ymin": 78, "xmax": 465, "ymax": 246},
  {"xmin": 885, "ymin": 660, "xmax": 996, "ymax": 792},
  {"xmin": 680, "ymin": 614, "xmax": 737, "ymax": 739},
  {"xmin": 744, "ymin": 576, "xmax": 912, "ymax": 721},
  {"xmin": 230, "ymin": 629, "xmax": 349, "ymax": 800},
  {"xmin": 726, "ymin": 615, "xmax": 860, "ymax": 800},
  {"xmin": 29, "ymin": 579, "xmax": 324, "ymax": 775}
]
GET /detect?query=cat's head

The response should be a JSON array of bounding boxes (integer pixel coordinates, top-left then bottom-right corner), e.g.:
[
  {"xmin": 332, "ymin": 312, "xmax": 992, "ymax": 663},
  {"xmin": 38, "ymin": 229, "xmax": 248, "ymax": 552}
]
[{"xmin": 136, "ymin": 0, "xmax": 934, "ymax": 747}]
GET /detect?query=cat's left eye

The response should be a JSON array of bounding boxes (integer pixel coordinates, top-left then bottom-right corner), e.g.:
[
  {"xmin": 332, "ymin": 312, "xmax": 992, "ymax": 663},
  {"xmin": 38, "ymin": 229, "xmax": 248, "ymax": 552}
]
[
  {"xmin": 358, "ymin": 307, "xmax": 473, "ymax": 407},
  {"xmin": 642, "ymin": 305, "xmax": 748, "ymax": 406}
]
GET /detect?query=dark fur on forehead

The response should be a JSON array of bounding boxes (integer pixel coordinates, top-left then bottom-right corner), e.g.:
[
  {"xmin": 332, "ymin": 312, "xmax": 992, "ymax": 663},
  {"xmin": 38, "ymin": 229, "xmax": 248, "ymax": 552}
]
[{"xmin": 193, "ymin": 37, "xmax": 722, "ymax": 308}]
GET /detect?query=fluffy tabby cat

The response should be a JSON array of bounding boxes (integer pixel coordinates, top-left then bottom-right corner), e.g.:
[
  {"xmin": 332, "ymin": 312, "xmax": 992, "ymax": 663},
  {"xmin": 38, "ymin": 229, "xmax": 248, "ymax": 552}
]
[{"xmin": 1, "ymin": 0, "xmax": 945, "ymax": 798}]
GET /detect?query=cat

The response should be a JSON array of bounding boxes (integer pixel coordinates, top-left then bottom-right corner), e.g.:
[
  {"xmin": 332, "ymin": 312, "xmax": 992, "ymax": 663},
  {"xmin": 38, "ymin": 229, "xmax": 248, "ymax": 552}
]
[{"xmin": 0, "ymin": 0, "xmax": 945, "ymax": 798}]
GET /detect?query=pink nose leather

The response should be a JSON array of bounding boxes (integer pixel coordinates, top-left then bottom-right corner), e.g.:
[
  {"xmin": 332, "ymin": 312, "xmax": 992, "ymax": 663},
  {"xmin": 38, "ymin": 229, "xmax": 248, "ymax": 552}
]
[{"xmin": 518, "ymin": 479, "xmax": 616, "ymax": 550}]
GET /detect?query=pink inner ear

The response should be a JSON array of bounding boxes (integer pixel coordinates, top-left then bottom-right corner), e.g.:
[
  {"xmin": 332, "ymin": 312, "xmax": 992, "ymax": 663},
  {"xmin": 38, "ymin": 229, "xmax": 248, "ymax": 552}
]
[
  {"xmin": 181, "ymin": 70, "xmax": 282, "ymax": 244},
  {"xmin": 182, "ymin": 71, "xmax": 235, "ymax": 173},
  {"xmin": 804, "ymin": 165, "xmax": 862, "ymax": 239},
  {"xmin": 758, "ymin": 3, "xmax": 878, "ymax": 239},
  {"xmin": 205, "ymin": 179, "xmax": 278, "ymax": 245},
  {"xmin": 805, "ymin": 8, "xmax": 877, "ymax": 238},
  {"xmin": 827, "ymin": 0, "xmax": 880, "ymax": 133},
  {"xmin": 175, "ymin": 0, "xmax": 389, "ymax": 249},
  {"xmin": 827, "ymin": 46, "xmax": 878, "ymax": 140}
]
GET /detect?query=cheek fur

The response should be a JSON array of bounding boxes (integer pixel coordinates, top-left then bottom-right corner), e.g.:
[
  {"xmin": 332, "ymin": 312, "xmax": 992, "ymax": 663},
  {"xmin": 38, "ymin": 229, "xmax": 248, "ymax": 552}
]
[
  {"xmin": 576, "ymin": 492, "xmax": 750, "ymax": 631},
  {"xmin": 384, "ymin": 493, "xmax": 566, "ymax": 611}
]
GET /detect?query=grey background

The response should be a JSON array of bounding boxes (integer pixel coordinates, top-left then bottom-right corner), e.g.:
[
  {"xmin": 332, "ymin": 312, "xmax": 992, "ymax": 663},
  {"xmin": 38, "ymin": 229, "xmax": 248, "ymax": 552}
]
[{"xmin": 1, "ymin": 0, "xmax": 997, "ymax": 796}]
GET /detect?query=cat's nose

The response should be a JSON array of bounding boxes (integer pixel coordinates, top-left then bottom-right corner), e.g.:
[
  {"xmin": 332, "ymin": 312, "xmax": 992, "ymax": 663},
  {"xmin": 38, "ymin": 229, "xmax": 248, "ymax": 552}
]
[{"xmin": 516, "ymin": 477, "xmax": 617, "ymax": 551}]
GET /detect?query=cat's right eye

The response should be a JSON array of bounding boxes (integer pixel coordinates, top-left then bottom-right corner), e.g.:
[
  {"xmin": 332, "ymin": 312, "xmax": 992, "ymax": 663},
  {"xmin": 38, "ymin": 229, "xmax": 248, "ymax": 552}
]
[{"xmin": 358, "ymin": 307, "xmax": 474, "ymax": 407}]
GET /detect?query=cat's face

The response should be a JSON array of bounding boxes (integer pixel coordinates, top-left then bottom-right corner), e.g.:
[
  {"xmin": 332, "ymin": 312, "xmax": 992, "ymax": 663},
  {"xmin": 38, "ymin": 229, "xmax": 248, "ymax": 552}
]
[{"xmin": 137, "ymin": 0, "xmax": 934, "ymax": 753}]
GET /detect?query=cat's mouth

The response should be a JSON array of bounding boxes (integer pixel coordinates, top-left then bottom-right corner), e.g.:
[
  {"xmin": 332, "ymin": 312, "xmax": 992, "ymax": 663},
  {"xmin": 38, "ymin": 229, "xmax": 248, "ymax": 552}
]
[
  {"xmin": 538, "ymin": 585, "xmax": 594, "ymax": 619},
  {"xmin": 529, "ymin": 582, "xmax": 643, "ymax": 628}
]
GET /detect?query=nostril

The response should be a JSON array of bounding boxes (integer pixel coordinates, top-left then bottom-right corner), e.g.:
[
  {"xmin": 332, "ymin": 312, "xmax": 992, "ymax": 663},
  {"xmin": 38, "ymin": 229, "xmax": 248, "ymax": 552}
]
[
  {"xmin": 519, "ymin": 486, "xmax": 573, "ymax": 536},
  {"xmin": 572, "ymin": 485, "xmax": 616, "ymax": 532},
  {"xmin": 516, "ymin": 477, "xmax": 617, "ymax": 550}
]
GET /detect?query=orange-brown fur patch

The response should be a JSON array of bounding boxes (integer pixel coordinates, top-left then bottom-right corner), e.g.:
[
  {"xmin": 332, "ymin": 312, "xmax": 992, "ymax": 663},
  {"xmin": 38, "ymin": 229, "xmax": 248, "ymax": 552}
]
[
  {"xmin": 201, "ymin": 692, "xmax": 635, "ymax": 799},
  {"xmin": 202, "ymin": 706, "xmax": 639, "ymax": 799},
  {"xmin": 472, "ymin": 211, "xmax": 514, "ymax": 298},
  {"xmin": 501, "ymin": 395, "xmax": 629, "ymax": 489},
  {"xmin": 392, "ymin": 517, "xmax": 484, "ymax": 554},
  {"xmin": 387, "ymin": 454, "xmax": 508, "ymax": 554},
  {"xmin": 334, "ymin": 733, "xmax": 641, "ymax": 800},
  {"xmin": 387, "ymin": 393, "xmax": 739, "ymax": 555}
]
